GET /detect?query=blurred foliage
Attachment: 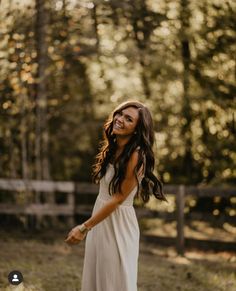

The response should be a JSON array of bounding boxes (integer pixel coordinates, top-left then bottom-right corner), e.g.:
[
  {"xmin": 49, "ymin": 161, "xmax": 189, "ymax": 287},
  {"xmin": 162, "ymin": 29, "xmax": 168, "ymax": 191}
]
[{"xmin": 0, "ymin": 0, "xmax": 235, "ymax": 190}]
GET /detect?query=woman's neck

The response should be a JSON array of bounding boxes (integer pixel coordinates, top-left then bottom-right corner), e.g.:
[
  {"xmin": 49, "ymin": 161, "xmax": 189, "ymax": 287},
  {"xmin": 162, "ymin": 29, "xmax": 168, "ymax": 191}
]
[
  {"xmin": 112, "ymin": 136, "xmax": 130, "ymax": 162},
  {"xmin": 116, "ymin": 135, "xmax": 130, "ymax": 149}
]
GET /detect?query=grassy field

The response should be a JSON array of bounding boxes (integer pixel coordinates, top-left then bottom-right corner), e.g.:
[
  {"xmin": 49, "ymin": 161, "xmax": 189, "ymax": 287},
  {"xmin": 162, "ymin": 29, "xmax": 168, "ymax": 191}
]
[{"xmin": 0, "ymin": 230, "xmax": 235, "ymax": 291}]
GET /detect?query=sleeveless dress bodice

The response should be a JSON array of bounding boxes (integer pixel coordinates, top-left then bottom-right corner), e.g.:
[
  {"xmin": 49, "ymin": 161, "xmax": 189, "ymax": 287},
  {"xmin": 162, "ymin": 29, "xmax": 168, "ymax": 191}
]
[{"xmin": 97, "ymin": 163, "xmax": 139, "ymax": 206}]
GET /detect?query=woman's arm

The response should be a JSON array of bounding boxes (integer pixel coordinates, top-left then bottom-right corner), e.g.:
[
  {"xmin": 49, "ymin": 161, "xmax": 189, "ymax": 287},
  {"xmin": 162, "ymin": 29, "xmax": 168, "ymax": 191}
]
[{"xmin": 65, "ymin": 151, "xmax": 139, "ymax": 244}]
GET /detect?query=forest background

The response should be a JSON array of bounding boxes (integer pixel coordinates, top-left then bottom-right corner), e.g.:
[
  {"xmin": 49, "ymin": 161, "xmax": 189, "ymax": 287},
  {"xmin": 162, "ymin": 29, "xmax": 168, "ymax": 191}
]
[{"xmin": 0, "ymin": 0, "xmax": 235, "ymax": 215}]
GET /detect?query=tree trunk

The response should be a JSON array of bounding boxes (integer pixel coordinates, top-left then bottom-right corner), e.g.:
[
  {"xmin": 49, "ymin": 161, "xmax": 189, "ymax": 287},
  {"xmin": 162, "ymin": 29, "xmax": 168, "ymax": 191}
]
[
  {"xmin": 130, "ymin": 0, "xmax": 151, "ymax": 99},
  {"xmin": 34, "ymin": 0, "xmax": 52, "ymax": 228},
  {"xmin": 180, "ymin": 0, "xmax": 193, "ymax": 182},
  {"xmin": 20, "ymin": 94, "xmax": 29, "ymax": 180},
  {"xmin": 35, "ymin": 0, "xmax": 50, "ymax": 183}
]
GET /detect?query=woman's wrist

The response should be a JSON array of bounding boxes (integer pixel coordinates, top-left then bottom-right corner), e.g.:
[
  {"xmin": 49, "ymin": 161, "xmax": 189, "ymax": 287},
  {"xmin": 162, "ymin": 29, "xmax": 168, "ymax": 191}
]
[{"xmin": 78, "ymin": 223, "xmax": 91, "ymax": 234}]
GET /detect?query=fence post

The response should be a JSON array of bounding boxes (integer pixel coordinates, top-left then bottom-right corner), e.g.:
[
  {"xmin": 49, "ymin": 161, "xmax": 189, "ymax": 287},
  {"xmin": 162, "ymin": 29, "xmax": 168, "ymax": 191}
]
[
  {"xmin": 176, "ymin": 184, "xmax": 185, "ymax": 255},
  {"xmin": 67, "ymin": 191, "xmax": 75, "ymax": 227}
]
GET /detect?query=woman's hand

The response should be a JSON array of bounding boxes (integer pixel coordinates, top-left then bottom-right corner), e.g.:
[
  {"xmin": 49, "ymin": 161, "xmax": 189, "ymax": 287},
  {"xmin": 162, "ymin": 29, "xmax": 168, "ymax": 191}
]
[{"xmin": 65, "ymin": 225, "xmax": 87, "ymax": 245}]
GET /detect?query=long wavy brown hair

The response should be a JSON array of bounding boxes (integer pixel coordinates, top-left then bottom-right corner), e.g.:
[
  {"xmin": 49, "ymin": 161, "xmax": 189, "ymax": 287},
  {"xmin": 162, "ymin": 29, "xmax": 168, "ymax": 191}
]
[{"xmin": 92, "ymin": 101, "xmax": 167, "ymax": 203}]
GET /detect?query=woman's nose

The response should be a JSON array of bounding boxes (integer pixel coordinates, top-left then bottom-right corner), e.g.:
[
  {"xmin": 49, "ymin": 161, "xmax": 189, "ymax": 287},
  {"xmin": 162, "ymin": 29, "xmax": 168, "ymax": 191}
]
[{"xmin": 116, "ymin": 115, "xmax": 123, "ymax": 123}]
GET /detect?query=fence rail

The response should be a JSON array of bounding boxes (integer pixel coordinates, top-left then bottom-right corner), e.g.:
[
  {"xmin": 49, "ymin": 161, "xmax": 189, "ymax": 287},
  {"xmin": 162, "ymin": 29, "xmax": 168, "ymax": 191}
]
[{"xmin": 0, "ymin": 178, "xmax": 235, "ymax": 254}]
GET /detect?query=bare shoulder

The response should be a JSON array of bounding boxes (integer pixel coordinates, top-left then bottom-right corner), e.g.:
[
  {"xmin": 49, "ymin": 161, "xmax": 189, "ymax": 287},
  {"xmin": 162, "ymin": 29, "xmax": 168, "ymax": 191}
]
[{"xmin": 125, "ymin": 150, "xmax": 139, "ymax": 178}]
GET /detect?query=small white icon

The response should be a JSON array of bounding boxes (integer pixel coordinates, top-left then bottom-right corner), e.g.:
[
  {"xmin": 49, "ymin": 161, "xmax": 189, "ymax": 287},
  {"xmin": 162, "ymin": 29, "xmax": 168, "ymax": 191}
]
[
  {"xmin": 12, "ymin": 274, "xmax": 19, "ymax": 282},
  {"xmin": 8, "ymin": 270, "xmax": 23, "ymax": 285}
]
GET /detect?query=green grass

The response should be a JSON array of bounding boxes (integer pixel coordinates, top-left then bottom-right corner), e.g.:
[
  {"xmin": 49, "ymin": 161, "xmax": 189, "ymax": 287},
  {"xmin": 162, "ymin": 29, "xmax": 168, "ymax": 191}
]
[{"xmin": 0, "ymin": 230, "xmax": 235, "ymax": 291}]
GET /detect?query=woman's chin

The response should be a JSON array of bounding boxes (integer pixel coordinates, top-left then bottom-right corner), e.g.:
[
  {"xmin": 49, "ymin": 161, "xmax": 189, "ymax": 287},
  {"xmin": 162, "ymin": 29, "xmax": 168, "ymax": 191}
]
[{"xmin": 112, "ymin": 129, "xmax": 120, "ymax": 135}]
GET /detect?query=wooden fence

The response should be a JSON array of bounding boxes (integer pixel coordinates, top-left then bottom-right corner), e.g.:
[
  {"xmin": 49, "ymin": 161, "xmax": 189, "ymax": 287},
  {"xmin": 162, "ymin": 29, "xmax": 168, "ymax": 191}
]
[{"xmin": 0, "ymin": 178, "xmax": 235, "ymax": 255}]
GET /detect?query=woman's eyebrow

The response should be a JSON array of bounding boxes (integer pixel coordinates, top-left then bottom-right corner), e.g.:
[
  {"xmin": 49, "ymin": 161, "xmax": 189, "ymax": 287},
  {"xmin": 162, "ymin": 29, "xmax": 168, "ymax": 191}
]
[{"xmin": 124, "ymin": 113, "xmax": 133, "ymax": 120}]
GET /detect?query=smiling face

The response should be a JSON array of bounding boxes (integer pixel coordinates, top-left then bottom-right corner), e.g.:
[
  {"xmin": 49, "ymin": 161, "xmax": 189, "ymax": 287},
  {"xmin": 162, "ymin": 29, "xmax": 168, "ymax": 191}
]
[{"xmin": 112, "ymin": 106, "xmax": 139, "ymax": 137}]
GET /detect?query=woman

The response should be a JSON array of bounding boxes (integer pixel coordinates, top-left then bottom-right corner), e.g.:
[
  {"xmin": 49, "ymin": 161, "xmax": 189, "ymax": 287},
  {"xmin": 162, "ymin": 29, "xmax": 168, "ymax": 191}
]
[{"xmin": 65, "ymin": 101, "xmax": 167, "ymax": 291}]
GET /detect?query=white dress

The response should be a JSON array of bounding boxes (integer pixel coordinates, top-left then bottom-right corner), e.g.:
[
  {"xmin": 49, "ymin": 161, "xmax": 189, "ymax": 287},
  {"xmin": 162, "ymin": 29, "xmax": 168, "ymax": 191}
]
[{"xmin": 81, "ymin": 163, "xmax": 140, "ymax": 291}]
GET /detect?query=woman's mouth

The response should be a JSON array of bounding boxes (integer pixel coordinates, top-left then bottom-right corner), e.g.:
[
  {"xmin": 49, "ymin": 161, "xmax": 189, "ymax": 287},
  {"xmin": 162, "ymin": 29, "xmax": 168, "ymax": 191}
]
[{"xmin": 113, "ymin": 122, "xmax": 123, "ymax": 130}]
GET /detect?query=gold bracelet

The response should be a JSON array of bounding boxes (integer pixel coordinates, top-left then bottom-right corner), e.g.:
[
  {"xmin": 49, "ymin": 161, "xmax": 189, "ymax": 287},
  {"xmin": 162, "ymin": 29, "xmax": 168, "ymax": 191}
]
[{"xmin": 78, "ymin": 223, "xmax": 91, "ymax": 234}]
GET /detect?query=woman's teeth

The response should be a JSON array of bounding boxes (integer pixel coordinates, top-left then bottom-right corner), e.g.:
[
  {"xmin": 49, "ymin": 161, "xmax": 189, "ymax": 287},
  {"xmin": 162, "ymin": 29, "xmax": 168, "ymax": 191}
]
[{"xmin": 115, "ymin": 122, "xmax": 123, "ymax": 129}]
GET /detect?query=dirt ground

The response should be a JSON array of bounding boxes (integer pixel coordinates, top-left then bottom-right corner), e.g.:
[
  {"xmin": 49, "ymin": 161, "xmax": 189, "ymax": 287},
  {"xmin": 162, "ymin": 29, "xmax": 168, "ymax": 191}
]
[{"xmin": 0, "ymin": 230, "xmax": 235, "ymax": 291}]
